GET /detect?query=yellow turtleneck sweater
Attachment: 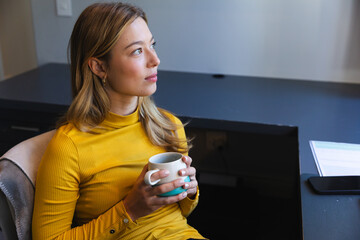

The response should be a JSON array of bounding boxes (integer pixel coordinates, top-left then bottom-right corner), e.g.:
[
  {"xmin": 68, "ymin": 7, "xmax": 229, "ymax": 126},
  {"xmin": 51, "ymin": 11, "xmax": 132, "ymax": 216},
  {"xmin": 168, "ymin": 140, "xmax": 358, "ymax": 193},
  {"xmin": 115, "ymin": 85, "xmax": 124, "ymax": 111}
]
[{"xmin": 32, "ymin": 109, "xmax": 204, "ymax": 240}]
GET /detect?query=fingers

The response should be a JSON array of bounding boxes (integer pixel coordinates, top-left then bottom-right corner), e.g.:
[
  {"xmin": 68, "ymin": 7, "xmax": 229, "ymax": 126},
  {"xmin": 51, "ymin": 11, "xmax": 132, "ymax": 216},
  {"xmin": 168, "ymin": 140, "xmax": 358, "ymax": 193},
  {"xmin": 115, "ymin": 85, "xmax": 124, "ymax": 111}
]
[
  {"xmin": 180, "ymin": 156, "xmax": 196, "ymax": 179},
  {"xmin": 149, "ymin": 169, "xmax": 169, "ymax": 184},
  {"xmin": 182, "ymin": 178, "xmax": 198, "ymax": 190},
  {"xmin": 151, "ymin": 180, "xmax": 189, "ymax": 204},
  {"xmin": 156, "ymin": 191, "xmax": 188, "ymax": 205},
  {"xmin": 179, "ymin": 156, "xmax": 198, "ymax": 198},
  {"xmin": 179, "ymin": 166, "xmax": 196, "ymax": 179},
  {"xmin": 183, "ymin": 179, "xmax": 198, "ymax": 196},
  {"xmin": 182, "ymin": 155, "xmax": 192, "ymax": 167},
  {"xmin": 150, "ymin": 176, "xmax": 198, "ymax": 200},
  {"xmin": 140, "ymin": 164, "xmax": 170, "ymax": 185},
  {"xmin": 151, "ymin": 178, "xmax": 185, "ymax": 196}
]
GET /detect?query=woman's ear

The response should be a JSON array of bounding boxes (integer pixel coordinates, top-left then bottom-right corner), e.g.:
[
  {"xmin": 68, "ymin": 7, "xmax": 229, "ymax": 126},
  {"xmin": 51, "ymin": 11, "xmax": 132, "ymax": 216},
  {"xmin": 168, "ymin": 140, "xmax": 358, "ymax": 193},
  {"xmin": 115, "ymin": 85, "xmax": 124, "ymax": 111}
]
[{"xmin": 88, "ymin": 58, "xmax": 106, "ymax": 79}]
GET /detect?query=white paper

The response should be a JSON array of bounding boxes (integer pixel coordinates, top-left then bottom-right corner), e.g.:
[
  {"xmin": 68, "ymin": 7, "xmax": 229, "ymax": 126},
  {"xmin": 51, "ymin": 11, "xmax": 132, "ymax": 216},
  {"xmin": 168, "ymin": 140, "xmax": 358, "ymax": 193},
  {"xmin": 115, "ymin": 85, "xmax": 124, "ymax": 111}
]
[{"xmin": 310, "ymin": 140, "xmax": 360, "ymax": 176}]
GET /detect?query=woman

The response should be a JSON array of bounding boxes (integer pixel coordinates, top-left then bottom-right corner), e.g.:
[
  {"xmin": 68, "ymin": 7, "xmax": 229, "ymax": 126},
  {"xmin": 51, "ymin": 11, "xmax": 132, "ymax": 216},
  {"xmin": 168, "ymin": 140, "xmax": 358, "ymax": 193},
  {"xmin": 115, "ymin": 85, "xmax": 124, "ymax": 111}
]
[{"xmin": 32, "ymin": 2, "xmax": 205, "ymax": 239}]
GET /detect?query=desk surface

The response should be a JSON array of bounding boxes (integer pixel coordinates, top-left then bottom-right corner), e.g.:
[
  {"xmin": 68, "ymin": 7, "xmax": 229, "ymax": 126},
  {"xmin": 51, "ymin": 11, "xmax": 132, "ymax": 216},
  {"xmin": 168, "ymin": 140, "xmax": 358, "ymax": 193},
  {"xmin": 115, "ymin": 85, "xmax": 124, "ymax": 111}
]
[
  {"xmin": 301, "ymin": 174, "xmax": 360, "ymax": 240},
  {"xmin": 1, "ymin": 63, "xmax": 360, "ymax": 174}
]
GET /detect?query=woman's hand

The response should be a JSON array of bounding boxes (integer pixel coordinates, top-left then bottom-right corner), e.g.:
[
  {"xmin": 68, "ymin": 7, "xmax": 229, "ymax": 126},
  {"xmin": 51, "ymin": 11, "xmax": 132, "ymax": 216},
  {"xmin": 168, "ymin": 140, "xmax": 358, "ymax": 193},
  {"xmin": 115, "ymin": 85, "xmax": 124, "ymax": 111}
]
[
  {"xmin": 123, "ymin": 164, "xmax": 188, "ymax": 222},
  {"xmin": 179, "ymin": 155, "xmax": 198, "ymax": 199}
]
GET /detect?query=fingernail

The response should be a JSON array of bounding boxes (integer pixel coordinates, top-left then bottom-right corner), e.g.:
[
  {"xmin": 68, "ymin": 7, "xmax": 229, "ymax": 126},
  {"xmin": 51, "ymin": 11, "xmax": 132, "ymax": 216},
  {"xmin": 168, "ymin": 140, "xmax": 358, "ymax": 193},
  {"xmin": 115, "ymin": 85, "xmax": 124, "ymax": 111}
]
[
  {"xmin": 182, "ymin": 191, "xmax": 187, "ymax": 197},
  {"xmin": 184, "ymin": 183, "xmax": 189, "ymax": 189},
  {"xmin": 180, "ymin": 170, "xmax": 185, "ymax": 176},
  {"xmin": 163, "ymin": 170, "xmax": 170, "ymax": 175}
]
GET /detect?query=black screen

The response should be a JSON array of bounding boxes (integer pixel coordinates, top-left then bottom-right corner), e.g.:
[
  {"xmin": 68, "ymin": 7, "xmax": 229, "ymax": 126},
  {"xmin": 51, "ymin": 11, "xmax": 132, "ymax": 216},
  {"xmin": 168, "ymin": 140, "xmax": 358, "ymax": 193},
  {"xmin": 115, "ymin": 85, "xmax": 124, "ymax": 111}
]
[{"xmin": 181, "ymin": 117, "xmax": 302, "ymax": 240}]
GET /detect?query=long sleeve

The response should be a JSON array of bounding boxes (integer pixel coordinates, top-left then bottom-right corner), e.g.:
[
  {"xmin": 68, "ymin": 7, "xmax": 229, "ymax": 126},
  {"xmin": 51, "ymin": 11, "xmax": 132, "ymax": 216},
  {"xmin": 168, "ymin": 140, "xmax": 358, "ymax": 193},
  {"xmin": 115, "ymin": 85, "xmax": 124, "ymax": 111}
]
[
  {"xmin": 32, "ymin": 132, "xmax": 136, "ymax": 240},
  {"xmin": 179, "ymin": 188, "xmax": 200, "ymax": 217}
]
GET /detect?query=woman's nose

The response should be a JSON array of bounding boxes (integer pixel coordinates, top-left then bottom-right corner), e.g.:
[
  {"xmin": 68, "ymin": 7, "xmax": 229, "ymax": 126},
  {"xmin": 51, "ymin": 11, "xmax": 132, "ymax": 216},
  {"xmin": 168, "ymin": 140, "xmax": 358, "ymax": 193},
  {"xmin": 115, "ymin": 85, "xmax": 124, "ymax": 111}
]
[{"xmin": 147, "ymin": 50, "xmax": 160, "ymax": 68}]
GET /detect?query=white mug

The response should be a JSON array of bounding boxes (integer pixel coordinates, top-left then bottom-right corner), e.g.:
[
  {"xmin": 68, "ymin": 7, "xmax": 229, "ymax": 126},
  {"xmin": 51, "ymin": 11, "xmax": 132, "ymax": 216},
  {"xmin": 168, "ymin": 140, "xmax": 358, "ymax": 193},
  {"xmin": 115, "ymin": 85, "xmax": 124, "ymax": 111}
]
[{"xmin": 144, "ymin": 152, "xmax": 190, "ymax": 196}]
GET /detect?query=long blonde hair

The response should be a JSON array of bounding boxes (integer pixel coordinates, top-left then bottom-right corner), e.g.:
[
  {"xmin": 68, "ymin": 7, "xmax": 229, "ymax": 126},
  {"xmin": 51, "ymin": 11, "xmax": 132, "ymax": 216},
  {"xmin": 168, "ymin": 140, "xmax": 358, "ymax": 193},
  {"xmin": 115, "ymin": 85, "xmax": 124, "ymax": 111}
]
[{"xmin": 58, "ymin": 2, "xmax": 191, "ymax": 153}]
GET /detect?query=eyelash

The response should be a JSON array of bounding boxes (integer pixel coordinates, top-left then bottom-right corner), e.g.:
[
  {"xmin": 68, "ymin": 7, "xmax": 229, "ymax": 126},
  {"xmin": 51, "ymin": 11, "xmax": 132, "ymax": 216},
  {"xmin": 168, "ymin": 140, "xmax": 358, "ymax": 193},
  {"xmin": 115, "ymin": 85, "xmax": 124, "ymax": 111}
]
[
  {"xmin": 133, "ymin": 48, "xmax": 143, "ymax": 55},
  {"xmin": 151, "ymin": 41, "xmax": 157, "ymax": 49},
  {"xmin": 132, "ymin": 42, "xmax": 157, "ymax": 55}
]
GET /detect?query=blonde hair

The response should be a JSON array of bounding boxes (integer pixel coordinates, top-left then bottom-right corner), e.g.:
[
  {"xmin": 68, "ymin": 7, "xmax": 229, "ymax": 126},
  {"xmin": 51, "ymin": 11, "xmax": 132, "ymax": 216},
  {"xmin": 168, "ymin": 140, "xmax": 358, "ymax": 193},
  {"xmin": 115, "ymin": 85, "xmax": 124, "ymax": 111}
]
[{"xmin": 58, "ymin": 2, "xmax": 191, "ymax": 153}]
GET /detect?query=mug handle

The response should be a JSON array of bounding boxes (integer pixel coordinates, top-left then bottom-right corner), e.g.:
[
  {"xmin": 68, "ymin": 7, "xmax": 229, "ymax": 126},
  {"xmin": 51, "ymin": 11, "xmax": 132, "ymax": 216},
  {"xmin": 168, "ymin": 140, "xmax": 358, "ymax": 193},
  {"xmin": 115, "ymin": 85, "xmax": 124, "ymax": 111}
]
[{"xmin": 144, "ymin": 169, "xmax": 161, "ymax": 185}]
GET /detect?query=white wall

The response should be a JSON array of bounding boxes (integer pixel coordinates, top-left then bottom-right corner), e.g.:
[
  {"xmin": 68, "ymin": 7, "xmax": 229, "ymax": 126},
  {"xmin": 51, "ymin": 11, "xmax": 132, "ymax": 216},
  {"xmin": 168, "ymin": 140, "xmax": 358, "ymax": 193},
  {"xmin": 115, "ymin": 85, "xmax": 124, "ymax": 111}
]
[
  {"xmin": 0, "ymin": 0, "xmax": 38, "ymax": 80},
  {"xmin": 31, "ymin": 0, "xmax": 360, "ymax": 83}
]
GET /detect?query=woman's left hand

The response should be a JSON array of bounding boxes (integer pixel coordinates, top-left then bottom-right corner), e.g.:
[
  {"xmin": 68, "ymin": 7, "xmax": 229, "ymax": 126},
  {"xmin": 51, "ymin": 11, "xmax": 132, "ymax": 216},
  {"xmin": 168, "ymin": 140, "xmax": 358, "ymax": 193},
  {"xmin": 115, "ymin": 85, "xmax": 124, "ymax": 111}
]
[{"xmin": 179, "ymin": 155, "xmax": 198, "ymax": 199}]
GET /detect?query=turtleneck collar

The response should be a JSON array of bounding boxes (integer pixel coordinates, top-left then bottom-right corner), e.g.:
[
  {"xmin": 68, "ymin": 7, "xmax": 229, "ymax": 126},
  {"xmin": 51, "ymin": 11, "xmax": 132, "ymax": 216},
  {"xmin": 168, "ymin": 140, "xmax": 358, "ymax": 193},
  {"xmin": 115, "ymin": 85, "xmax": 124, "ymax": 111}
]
[{"xmin": 101, "ymin": 107, "xmax": 140, "ymax": 129}]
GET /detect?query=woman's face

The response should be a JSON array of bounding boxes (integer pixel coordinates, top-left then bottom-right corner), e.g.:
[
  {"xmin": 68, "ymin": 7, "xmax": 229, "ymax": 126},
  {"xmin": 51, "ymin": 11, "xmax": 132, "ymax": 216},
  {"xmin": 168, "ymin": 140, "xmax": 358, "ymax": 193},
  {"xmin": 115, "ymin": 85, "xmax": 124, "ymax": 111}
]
[{"xmin": 104, "ymin": 17, "xmax": 160, "ymax": 104}]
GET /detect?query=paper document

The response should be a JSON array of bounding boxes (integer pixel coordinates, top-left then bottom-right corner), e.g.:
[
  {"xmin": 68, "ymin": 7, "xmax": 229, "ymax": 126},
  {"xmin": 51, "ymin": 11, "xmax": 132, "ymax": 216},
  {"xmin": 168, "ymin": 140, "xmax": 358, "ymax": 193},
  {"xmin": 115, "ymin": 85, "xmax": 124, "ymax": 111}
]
[{"xmin": 310, "ymin": 140, "xmax": 360, "ymax": 176}]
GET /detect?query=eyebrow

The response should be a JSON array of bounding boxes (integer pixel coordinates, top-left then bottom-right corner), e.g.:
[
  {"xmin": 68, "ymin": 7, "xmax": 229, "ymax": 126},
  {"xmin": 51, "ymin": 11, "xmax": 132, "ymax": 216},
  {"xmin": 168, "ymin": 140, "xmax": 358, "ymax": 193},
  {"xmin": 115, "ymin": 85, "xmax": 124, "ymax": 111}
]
[{"xmin": 124, "ymin": 36, "xmax": 155, "ymax": 50}]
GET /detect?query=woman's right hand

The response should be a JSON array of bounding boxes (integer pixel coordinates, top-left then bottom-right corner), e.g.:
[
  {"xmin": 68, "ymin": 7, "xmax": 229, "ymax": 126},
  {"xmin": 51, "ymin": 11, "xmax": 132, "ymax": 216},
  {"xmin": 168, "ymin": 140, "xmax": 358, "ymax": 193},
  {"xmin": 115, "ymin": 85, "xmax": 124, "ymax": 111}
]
[{"xmin": 123, "ymin": 164, "xmax": 188, "ymax": 221}]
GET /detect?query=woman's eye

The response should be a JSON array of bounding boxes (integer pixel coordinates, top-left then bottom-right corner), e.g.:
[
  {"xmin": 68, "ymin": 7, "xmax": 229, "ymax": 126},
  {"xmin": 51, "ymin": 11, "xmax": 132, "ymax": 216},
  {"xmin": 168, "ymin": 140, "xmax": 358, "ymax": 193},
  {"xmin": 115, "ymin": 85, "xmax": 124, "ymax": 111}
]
[
  {"xmin": 150, "ymin": 41, "xmax": 156, "ymax": 49},
  {"xmin": 133, "ymin": 48, "xmax": 142, "ymax": 55}
]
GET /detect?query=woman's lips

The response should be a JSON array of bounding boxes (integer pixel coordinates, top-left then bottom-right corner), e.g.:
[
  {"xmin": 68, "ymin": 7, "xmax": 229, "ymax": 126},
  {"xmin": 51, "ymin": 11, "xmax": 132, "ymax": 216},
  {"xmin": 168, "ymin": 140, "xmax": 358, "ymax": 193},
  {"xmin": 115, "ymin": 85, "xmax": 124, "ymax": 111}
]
[{"xmin": 145, "ymin": 73, "xmax": 157, "ymax": 82}]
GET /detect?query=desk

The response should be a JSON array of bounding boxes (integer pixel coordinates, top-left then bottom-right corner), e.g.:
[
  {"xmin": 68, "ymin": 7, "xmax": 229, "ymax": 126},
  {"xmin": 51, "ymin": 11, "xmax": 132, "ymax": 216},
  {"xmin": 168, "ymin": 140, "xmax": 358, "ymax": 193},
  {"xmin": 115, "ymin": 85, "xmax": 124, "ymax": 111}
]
[
  {"xmin": 0, "ymin": 64, "xmax": 70, "ymax": 154},
  {"xmin": 301, "ymin": 174, "xmax": 360, "ymax": 240}
]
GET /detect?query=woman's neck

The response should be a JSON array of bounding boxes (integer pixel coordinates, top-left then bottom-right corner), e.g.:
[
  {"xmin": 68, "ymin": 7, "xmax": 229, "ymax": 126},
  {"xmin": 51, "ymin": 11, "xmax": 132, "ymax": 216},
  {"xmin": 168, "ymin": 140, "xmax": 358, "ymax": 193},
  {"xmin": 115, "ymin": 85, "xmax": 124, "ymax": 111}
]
[{"xmin": 109, "ymin": 96, "xmax": 138, "ymax": 116}]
